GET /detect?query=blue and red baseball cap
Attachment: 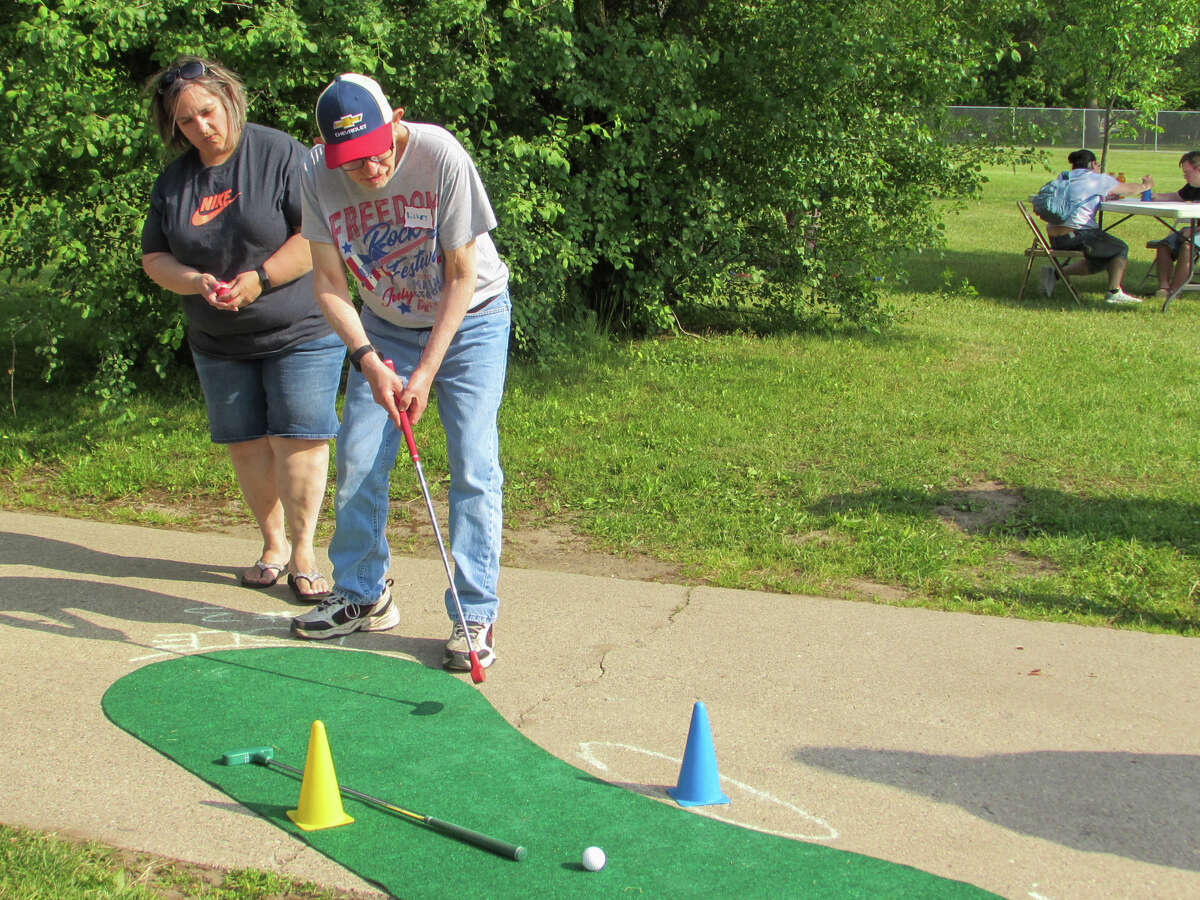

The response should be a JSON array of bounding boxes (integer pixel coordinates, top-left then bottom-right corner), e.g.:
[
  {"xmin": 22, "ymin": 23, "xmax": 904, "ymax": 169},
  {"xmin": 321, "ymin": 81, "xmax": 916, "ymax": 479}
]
[{"xmin": 315, "ymin": 74, "xmax": 393, "ymax": 169}]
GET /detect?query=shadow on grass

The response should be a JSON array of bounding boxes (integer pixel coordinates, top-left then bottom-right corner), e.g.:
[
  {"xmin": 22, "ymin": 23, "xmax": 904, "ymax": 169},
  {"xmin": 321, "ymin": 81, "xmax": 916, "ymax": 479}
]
[
  {"xmin": 902, "ymin": 248, "xmax": 1166, "ymax": 309},
  {"xmin": 813, "ymin": 483, "xmax": 1200, "ymax": 631},
  {"xmin": 816, "ymin": 484, "xmax": 1200, "ymax": 553},
  {"xmin": 950, "ymin": 582, "xmax": 1197, "ymax": 634}
]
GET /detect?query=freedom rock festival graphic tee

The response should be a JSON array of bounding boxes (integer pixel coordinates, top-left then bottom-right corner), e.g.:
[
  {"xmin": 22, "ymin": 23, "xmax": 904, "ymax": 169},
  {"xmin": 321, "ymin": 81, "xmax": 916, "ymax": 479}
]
[{"xmin": 300, "ymin": 121, "xmax": 508, "ymax": 330}]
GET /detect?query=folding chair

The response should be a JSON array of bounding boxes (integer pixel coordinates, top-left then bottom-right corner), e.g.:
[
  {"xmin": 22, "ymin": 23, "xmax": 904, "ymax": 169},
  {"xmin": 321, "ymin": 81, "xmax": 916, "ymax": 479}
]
[
  {"xmin": 1136, "ymin": 238, "xmax": 1166, "ymax": 292},
  {"xmin": 1016, "ymin": 200, "xmax": 1084, "ymax": 305}
]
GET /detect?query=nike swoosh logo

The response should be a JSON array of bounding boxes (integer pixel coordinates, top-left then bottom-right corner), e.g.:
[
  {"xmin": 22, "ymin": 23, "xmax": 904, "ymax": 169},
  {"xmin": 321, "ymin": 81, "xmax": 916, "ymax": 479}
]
[{"xmin": 190, "ymin": 191, "xmax": 241, "ymax": 227}]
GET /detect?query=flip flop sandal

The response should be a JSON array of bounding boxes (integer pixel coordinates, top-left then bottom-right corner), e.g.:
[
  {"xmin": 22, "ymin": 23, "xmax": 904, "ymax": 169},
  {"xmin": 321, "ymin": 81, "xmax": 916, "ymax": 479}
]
[
  {"xmin": 288, "ymin": 571, "xmax": 332, "ymax": 603},
  {"xmin": 240, "ymin": 559, "xmax": 285, "ymax": 589}
]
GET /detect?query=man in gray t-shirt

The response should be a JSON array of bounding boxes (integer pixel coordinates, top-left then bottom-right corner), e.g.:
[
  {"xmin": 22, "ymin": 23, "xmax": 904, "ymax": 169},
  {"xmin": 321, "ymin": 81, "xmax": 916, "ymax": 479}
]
[{"xmin": 292, "ymin": 73, "xmax": 512, "ymax": 674}]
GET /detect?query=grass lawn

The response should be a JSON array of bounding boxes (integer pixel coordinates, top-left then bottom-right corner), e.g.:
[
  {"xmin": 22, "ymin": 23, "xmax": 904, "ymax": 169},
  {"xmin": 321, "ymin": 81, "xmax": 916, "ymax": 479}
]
[
  {"xmin": 3, "ymin": 149, "xmax": 1198, "ymax": 638},
  {"xmin": 1, "ymin": 146, "xmax": 1198, "ymax": 894},
  {"xmin": 0, "ymin": 822, "xmax": 366, "ymax": 899}
]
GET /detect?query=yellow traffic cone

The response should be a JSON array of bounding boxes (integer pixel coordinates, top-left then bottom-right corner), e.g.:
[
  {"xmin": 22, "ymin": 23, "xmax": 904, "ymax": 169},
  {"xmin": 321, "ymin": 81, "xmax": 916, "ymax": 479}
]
[{"xmin": 286, "ymin": 720, "xmax": 354, "ymax": 831}]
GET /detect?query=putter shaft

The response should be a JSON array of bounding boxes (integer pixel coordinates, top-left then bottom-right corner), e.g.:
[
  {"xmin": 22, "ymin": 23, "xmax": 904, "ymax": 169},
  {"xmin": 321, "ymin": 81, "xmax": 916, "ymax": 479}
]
[
  {"xmin": 382, "ymin": 358, "xmax": 484, "ymax": 682},
  {"xmin": 223, "ymin": 749, "xmax": 524, "ymax": 860}
]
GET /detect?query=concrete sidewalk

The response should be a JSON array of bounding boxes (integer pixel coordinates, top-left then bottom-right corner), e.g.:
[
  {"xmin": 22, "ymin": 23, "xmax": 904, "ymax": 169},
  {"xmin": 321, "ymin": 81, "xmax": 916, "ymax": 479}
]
[{"xmin": 0, "ymin": 509, "xmax": 1197, "ymax": 899}]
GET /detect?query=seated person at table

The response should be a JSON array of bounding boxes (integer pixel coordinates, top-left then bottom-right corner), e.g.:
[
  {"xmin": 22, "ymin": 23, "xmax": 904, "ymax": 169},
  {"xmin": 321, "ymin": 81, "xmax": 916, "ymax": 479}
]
[
  {"xmin": 1039, "ymin": 148, "xmax": 1153, "ymax": 304},
  {"xmin": 1148, "ymin": 149, "xmax": 1200, "ymax": 299}
]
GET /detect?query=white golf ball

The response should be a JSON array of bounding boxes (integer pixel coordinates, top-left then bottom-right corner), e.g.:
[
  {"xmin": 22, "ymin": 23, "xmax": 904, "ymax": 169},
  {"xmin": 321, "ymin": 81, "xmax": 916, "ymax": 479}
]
[{"xmin": 581, "ymin": 845, "xmax": 606, "ymax": 871}]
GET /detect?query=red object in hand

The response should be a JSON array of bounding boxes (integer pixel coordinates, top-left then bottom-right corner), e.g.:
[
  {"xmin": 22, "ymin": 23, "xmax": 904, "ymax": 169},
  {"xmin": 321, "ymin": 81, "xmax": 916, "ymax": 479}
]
[{"xmin": 216, "ymin": 282, "xmax": 231, "ymax": 298}]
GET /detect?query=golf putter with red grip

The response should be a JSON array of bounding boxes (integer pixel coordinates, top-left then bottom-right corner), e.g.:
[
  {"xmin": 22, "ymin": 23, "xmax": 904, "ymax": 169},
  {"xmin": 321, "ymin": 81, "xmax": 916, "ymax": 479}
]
[{"xmin": 383, "ymin": 359, "xmax": 485, "ymax": 683}]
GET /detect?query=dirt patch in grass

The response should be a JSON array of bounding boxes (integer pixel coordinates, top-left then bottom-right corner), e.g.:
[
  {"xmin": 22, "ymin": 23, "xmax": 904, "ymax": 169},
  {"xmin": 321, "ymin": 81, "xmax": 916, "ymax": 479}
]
[
  {"xmin": 844, "ymin": 578, "xmax": 910, "ymax": 603},
  {"xmin": 934, "ymin": 479, "xmax": 1023, "ymax": 535},
  {"xmin": 1003, "ymin": 549, "xmax": 1062, "ymax": 577}
]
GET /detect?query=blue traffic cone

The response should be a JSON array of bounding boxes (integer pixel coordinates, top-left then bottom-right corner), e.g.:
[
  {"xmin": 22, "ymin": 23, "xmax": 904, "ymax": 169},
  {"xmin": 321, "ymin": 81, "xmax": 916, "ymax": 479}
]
[{"xmin": 667, "ymin": 701, "xmax": 730, "ymax": 807}]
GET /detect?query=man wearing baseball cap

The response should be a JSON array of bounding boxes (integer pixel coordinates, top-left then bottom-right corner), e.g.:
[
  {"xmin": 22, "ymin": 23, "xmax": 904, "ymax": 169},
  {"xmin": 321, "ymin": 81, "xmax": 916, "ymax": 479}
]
[{"xmin": 293, "ymin": 73, "xmax": 511, "ymax": 673}]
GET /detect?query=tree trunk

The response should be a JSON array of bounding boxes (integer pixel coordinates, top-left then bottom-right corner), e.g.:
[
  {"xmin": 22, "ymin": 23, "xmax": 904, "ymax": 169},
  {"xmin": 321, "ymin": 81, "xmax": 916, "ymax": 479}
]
[{"xmin": 1100, "ymin": 96, "xmax": 1115, "ymax": 172}]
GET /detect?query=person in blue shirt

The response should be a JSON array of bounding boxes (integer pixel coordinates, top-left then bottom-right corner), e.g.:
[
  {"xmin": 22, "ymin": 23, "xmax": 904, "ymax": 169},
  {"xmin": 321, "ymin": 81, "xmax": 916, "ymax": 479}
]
[{"xmin": 1039, "ymin": 149, "xmax": 1153, "ymax": 304}]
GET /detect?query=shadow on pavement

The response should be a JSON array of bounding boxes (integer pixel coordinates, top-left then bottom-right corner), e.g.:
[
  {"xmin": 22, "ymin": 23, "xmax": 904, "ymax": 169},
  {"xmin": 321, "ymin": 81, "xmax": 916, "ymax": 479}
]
[
  {"xmin": 796, "ymin": 745, "xmax": 1200, "ymax": 871},
  {"xmin": 0, "ymin": 568, "xmax": 444, "ymax": 671},
  {"xmin": 0, "ymin": 529, "xmax": 235, "ymax": 586}
]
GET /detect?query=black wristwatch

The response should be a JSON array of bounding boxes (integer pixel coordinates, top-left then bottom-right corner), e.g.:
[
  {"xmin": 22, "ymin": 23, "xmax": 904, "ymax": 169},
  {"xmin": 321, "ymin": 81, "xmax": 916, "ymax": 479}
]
[
  {"xmin": 255, "ymin": 264, "xmax": 272, "ymax": 291},
  {"xmin": 349, "ymin": 343, "xmax": 378, "ymax": 372}
]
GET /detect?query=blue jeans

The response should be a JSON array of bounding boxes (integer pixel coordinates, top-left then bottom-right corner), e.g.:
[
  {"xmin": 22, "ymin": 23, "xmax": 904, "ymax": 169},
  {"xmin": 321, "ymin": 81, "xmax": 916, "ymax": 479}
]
[
  {"xmin": 328, "ymin": 292, "xmax": 511, "ymax": 624},
  {"xmin": 191, "ymin": 333, "xmax": 344, "ymax": 443}
]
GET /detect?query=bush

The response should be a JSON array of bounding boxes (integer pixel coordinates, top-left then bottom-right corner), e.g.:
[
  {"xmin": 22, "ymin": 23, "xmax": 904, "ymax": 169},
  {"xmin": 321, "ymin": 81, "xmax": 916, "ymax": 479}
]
[{"xmin": 0, "ymin": 0, "xmax": 1006, "ymax": 405}]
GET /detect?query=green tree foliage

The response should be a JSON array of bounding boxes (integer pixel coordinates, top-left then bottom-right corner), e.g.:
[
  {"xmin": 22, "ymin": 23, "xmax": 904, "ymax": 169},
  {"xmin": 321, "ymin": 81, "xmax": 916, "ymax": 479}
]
[
  {"xmin": 960, "ymin": 0, "xmax": 1198, "ymax": 140},
  {"xmin": 1169, "ymin": 37, "xmax": 1200, "ymax": 111},
  {"xmin": 0, "ymin": 0, "xmax": 1006, "ymax": 404},
  {"xmin": 1039, "ymin": 0, "xmax": 1197, "ymax": 169}
]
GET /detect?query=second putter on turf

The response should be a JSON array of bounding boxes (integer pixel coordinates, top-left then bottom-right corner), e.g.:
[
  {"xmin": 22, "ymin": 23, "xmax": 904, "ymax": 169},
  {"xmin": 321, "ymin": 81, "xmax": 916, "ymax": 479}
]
[{"xmin": 221, "ymin": 746, "xmax": 525, "ymax": 860}]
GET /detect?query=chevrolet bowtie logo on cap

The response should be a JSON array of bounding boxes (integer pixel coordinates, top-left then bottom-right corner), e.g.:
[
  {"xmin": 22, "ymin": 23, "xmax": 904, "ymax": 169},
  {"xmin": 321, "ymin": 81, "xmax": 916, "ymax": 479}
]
[
  {"xmin": 331, "ymin": 113, "xmax": 363, "ymax": 132},
  {"xmin": 315, "ymin": 74, "xmax": 393, "ymax": 169}
]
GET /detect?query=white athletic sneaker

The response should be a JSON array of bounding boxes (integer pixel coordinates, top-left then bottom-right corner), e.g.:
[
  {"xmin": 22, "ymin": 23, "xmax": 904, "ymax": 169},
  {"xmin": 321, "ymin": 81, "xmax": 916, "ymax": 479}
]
[
  {"xmin": 1105, "ymin": 288, "xmax": 1142, "ymax": 305},
  {"xmin": 444, "ymin": 620, "xmax": 495, "ymax": 670},
  {"xmin": 290, "ymin": 581, "xmax": 399, "ymax": 639},
  {"xmin": 1038, "ymin": 265, "xmax": 1056, "ymax": 297}
]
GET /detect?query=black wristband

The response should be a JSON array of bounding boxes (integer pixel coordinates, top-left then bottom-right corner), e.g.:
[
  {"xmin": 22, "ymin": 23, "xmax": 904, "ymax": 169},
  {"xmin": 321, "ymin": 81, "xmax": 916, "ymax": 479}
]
[
  {"xmin": 349, "ymin": 343, "xmax": 378, "ymax": 372},
  {"xmin": 255, "ymin": 264, "xmax": 271, "ymax": 291}
]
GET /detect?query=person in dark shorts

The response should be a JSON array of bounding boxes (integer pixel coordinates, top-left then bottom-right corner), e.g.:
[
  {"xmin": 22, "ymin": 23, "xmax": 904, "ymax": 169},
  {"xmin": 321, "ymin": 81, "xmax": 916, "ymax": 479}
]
[
  {"xmin": 141, "ymin": 56, "xmax": 344, "ymax": 601},
  {"xmin": 1039, "ymin": 148, "xmax": 1153, "ymax": 305},
  {"xmin": 1148, "ymin": 149, "xmax": 1200, "ymax": 300}
]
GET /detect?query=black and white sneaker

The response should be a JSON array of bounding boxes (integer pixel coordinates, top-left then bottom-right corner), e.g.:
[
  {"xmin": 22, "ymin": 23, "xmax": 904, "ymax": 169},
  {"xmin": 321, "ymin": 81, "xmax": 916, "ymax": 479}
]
[
  {"xmin": 443, "ymin": 620, "xmax": 495, "ymax": 670},
  {"xmin": 291, "ymin": 581, "xmax": 399, "ymax": 640},
  {"xmin": 1105, "ymin": 288, "xmax": 1142, "ymax": 305}
]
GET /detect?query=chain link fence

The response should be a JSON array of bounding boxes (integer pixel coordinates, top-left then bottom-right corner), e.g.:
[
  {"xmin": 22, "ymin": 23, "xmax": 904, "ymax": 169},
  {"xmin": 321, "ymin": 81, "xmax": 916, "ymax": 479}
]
[{"xmin": 946, "ymin": 106, "xmax": 1200, "ymax": 151}]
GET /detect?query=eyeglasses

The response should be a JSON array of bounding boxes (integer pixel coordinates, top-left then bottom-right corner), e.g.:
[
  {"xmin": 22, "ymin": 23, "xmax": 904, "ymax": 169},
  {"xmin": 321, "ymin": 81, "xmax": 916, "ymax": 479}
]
[
  {"xmin": 157, "ymin": 61, "xmax": 207, "ymax": 94},
  {"xmin": 341, "ymin": 146, "xmax": 394, "ymax": 172}
]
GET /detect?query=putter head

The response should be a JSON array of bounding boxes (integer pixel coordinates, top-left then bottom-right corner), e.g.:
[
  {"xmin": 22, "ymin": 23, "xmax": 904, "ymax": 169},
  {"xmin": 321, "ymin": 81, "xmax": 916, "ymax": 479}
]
[{"xmin": 220, "ymin": 746, "xmax": 275, "ymax": 766}]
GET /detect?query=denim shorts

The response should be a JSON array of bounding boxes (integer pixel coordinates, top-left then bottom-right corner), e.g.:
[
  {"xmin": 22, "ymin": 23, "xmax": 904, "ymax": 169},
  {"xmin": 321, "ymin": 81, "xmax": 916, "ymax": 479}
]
[
  {"xmin": 1158, "ymin": 229, "xmax": 1200, "ymax": 260},
  {"xmin": 191, "ymin": 332, "xmax": 344, "ymax": 443}
]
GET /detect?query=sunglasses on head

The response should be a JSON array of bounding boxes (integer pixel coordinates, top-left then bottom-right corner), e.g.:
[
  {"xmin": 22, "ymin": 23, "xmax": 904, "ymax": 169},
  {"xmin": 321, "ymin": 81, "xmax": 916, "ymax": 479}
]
[{"xmin": 157, "ymin": 61, "xmax": 207, "ymax": 94}]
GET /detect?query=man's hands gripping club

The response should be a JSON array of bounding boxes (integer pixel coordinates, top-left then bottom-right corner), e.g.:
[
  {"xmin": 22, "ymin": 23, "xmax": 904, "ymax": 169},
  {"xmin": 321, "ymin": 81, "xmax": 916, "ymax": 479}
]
[{"xmin": 360, "ymin": 352, "xmax": 435, "ymax": 428}]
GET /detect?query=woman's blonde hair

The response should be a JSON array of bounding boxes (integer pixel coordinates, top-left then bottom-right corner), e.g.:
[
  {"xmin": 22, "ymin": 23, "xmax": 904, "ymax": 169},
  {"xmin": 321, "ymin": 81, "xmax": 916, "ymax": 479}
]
[{"xmin": 147, "ymin": 55, "xmax": 247, "ymax": 153}]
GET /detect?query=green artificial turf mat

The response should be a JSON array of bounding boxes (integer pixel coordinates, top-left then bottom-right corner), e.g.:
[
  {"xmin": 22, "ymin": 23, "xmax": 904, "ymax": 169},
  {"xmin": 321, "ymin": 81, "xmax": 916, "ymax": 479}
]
[{"xmin": 102, "ymin": 648, "xmax": 999, "ymax": 898}]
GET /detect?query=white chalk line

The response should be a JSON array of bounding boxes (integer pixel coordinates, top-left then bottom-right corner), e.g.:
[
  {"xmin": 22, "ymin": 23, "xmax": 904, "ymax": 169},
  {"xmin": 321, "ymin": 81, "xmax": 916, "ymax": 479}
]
[
  {"xmin": 577, "ymin": 740, "xmax": 838, "ymax": 841},
  {"xmin": 129, "ymin": 608, "xmax": 306, "ymax": 661}
]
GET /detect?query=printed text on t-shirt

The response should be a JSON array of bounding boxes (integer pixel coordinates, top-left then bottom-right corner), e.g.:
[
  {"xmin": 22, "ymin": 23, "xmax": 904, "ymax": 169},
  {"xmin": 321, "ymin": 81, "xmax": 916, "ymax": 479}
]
[{"xmin": 329, "ymin": 191, "xmax": 443, "ymax": 312}]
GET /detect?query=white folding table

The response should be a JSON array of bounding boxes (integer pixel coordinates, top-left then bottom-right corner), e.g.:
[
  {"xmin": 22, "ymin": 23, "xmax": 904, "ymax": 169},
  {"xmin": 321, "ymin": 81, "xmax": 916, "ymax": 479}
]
[{"xmin": 1100, "ymin": 199, "xmax": 1200, "ymax": 310}]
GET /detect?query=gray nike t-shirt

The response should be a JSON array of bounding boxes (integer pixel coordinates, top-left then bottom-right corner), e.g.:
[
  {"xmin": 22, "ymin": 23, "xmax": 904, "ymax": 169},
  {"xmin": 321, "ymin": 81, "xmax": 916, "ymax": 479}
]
[{"xmin": 142, "ymin": 123, "xmax": 330, "ymax": 359}]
